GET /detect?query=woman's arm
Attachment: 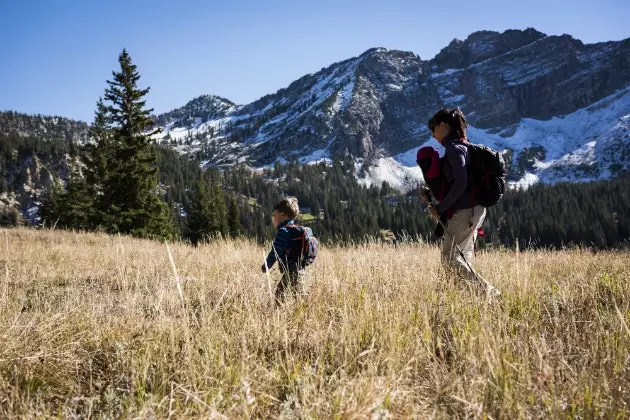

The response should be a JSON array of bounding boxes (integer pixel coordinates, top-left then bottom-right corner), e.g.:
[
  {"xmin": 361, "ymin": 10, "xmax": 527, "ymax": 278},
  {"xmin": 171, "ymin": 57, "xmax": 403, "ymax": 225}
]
[{"xmin": 435, "ymin": 144, "xmax": 468, "ymax": 214}]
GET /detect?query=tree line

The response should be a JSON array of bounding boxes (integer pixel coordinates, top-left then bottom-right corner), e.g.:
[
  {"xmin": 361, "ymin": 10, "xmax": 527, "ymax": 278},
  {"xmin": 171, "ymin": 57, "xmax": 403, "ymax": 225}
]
[{"xmin": 1, "ymin": 49, "xmax": 629, "ymax": 249}]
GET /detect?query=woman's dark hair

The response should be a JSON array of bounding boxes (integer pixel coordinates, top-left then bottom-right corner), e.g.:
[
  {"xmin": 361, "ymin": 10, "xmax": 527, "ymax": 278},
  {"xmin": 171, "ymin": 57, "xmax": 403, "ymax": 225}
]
[{"xmin": 428, "ymin": 108, "xmax": 468, "ymax": 139}]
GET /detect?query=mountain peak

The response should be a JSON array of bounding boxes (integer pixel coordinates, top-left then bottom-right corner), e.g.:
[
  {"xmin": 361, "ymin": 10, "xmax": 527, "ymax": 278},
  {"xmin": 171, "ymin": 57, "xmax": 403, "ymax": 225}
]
[
  {"xmin": 360, "ymin": 47, "xmax": 388, "ymax": 57},
  {"xmin": 180, "ymin": 94, "xmax": 236, "ymax": 109},
  {"xmin": 432, "ymin": 27, "xmax": 547, "ymax": 69},
  {"xmin": 155, "ymin": 94, "xmax": 236, "ymax": 128}
]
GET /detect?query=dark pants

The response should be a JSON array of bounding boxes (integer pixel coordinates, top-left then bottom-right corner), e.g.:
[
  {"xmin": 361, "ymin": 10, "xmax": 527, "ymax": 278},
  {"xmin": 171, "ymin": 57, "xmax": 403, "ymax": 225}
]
[{"xmin": 275, "ymin": 263, "xmax": 303, "ymax": 305}]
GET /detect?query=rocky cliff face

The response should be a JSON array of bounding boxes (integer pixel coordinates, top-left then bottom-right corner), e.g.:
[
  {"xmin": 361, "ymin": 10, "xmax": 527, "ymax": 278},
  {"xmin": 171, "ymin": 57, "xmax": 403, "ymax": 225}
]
[
  {"xmin": 0, "ymin": 112, "xmax": 86, "ymax": 224},
  {"xmin": 430, "ymin": 30, "xmax": 630, "ymax": 128},
  {"xmin": 149, "ymin": 28, "xmax": 630, "ymax": 190}
]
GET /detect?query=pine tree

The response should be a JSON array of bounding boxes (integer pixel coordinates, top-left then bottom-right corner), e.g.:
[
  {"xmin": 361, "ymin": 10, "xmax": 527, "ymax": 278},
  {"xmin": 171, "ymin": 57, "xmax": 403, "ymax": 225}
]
[
  {"xmin": 64, "ymin": 165, "xmax": 95, "ymax": 230},
  {"xmin": 186, "ymin": 176, "xmax": 213, "ymax": 245},
  {"xmin": 8, "ymin": 208, "xmax": 22, "ymax": 227},
  {"xmin": 84, "ymin": 100, "xmax": 110, "ymax": 186},
  {"xmin": 39, "ymin": 177, "xmax": 64, "ymax": 228},
  {"xmin": 40, "ymin": 164, "xmax": 93, "ymax": 231},
  {"xmin": 210, "ymin": 183, "xmax": 229, "ymax": 238},
  {"xmin": 82, "ymin": 98, "xmax": 110, "ymax": 228},
  {"xmin": 227, "ymin": 196, "xmax": 242, "ymax": 237},
  {"xmin": 186, "ymin": 174, "xmax": 229, "ymax": 245},
  {"xmin": 94, "ymin": 49, "xmax": 174, "ymax": 239}
]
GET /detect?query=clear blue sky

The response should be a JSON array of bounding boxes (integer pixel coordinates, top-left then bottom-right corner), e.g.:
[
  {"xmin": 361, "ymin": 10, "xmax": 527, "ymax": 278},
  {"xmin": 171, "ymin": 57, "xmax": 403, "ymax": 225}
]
[{"xmin": 1, "ymin": 0, "xmax": 628, "ymax": 121}]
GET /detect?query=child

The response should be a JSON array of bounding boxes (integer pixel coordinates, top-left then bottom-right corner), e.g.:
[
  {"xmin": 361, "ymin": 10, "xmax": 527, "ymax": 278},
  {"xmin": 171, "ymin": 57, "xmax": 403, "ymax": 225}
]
[{"xmin": 261, "ymin": 197, "xmax": 312, "ymax": 304}]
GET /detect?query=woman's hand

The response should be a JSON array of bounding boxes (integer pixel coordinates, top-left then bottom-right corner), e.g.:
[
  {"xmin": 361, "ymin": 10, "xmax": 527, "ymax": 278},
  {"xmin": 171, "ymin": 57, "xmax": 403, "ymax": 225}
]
[
  {"xmin": 427, "ymin": 205, "xmax": 440, "ymax": 220},
  {"xmin": 419, "ymin": 186, "xmax": 432, "ymax": 203}
]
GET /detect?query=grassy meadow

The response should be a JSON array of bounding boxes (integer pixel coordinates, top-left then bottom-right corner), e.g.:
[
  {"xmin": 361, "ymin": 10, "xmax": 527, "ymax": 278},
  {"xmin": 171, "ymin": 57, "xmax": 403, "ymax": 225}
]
[{"xmin": 1, "ymin": 228, "xmax": 629, "ymax": 418}]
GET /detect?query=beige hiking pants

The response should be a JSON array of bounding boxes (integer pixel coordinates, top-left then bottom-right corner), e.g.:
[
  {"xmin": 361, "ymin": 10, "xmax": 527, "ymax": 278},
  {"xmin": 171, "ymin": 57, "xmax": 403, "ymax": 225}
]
[{"xmin": 441, "ymin": 205, "xmax": 486, "ymax": 287}]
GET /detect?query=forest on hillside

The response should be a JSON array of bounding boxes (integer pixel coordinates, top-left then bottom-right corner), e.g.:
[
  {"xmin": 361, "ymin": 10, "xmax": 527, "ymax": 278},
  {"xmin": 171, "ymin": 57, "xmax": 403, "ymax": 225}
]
[
  {"xmin": 2, "ymin": 48, "xmax": 628, "ymax": 249},
  {"xmin": 3, "ymin": 128, "xmax": 629, "ymax": 249}
]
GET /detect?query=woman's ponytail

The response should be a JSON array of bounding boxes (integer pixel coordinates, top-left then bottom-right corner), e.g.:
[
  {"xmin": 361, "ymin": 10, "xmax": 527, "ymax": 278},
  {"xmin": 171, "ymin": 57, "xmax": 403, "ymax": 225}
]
[
  {"xmin": 450, "ymin": 108, "xmax": 467, "ymax": 139},
  {"xmin": 428, "ymin": 107, "xmax": 468, "ymax": 139}
]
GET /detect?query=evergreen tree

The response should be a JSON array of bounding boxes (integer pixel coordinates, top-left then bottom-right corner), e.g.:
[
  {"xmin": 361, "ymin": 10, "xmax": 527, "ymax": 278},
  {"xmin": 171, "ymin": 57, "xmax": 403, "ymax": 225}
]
[
  {"xmin": 210, "ymin": 182, "xmax": 229, "ymax": 237},
  {"xmin": 186, "ymin": 177, "xmax": 211, "ymax": 245},
  {"xmin": 82, "ymin": 98, "xmax": 111, "ymax": 228},
  {"xmin": 227, "ymin": 195, "xmax": 242, "ymax": 237},
  {"xmin": 8, "ymin": 208, "xmax": 21, "ymax": 227},
  {"xmin": 40, "ymin": 163, "xmax": 93, "ymax": 231},
  {"xmin": 39, "ymin": 177, "xmax": 64, "ymax": 228},
  {"xmin": 61, "ymin": 166, "xmax": 94, "ymax": 230},
  {"xmin": 186, "ymin": 174, "xmax": 228, "ymax": 245},
  {"xmin": 0, "ymin": 206, "xmax": 23, "ymax": 227},
  {"xmin": 94, "ymin": 49, "xmax": 174, "ymax": 239}
]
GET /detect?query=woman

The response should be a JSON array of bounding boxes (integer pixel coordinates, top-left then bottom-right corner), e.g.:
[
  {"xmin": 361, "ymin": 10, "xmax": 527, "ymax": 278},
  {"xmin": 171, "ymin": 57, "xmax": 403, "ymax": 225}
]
[{"xmin": 426, "ymin": 108, "xmax": 499, "ymax": 297}]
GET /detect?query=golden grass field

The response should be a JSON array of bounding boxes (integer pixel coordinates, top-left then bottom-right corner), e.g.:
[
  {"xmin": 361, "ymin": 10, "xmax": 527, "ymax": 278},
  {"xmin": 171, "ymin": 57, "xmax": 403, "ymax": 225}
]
[{"xmin": 1, "ymin": 227, "xmax": 629, "ymax": 418}]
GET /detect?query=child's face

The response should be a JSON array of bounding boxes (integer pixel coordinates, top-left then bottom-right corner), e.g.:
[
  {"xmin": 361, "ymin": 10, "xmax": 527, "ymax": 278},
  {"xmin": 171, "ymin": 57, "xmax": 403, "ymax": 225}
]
[{"xmin": 271, "ymin": 210, "xmax": 290, "ymax": 228}]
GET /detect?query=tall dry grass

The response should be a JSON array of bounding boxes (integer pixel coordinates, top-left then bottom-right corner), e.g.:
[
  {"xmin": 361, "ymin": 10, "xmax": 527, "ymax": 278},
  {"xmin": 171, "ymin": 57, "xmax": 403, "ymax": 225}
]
[{"xmin": 1, "ymin": 227, "xmax": 629, "ymax": 418}]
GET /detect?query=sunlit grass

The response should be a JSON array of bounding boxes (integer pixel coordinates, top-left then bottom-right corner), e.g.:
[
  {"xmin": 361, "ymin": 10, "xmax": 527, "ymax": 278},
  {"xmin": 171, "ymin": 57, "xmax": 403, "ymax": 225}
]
[{"xmin": 1, "ymin": 228, "xmax": 629, "ymax": 418}]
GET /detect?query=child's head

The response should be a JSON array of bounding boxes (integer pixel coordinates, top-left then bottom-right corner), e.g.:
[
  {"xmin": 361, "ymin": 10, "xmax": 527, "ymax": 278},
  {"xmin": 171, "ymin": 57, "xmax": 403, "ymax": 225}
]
[{"xmin": 272, "ymin": 196, "xmax": 299, "ymax": 228}]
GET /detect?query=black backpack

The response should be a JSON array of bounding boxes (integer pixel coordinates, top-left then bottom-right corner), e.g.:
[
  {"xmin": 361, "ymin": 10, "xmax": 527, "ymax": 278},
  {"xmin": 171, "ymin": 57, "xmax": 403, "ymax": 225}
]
[
  {"xmin": 284, "ymin": 224, "xmax": 318, "ymax": 267},
  {"xmin": 464, "ymin": 142, "xmax": 507, "ymax": 207}
]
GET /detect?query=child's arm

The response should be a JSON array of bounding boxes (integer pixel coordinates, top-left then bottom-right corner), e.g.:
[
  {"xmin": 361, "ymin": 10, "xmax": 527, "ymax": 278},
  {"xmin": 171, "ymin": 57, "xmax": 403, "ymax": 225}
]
[{"xmin": 263, "ymin": 227, "xmax": 291, "ymax": 271}]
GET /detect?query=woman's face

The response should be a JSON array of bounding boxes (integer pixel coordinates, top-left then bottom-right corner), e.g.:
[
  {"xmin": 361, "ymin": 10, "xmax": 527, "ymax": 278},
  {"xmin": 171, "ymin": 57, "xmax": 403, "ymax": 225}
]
[{"xmin": 431, "ymin": 121, "xmax": 450, "ymax": 144}]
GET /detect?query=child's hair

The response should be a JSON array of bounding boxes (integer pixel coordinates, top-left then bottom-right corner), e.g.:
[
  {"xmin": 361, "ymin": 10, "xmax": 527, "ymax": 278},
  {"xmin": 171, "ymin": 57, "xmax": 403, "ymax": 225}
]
[
  {"xmin": 274, "ymin": 196, "xmax": 300, "ymax": 219},
  {"xmin": 428, "ymin": 108, "xmax": 468, "ymax": 139}
]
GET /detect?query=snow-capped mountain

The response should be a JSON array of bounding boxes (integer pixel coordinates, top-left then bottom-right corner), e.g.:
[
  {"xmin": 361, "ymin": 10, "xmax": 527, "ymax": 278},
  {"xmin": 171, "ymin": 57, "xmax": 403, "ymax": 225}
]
[
  {"xmin": 154, "ymin": 28, "xmax": 630, "ymax": 190},
  {"xmin": 155, "ymin": 95, "xmax": 237, "ymax": 129}
]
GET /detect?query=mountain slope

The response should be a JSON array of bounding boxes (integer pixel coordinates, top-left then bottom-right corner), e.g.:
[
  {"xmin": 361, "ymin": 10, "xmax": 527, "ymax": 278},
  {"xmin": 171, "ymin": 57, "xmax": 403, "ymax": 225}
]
[
  {"xmin": 0, "ymin": 111, "xmax": 88, "ymax": 144},
  {"xmin": 2, "ymin": 28, "xmax": 629, "ymax": 194},
  {"xmin": 153, "ymin": 28, "xmax": 630, "ymax": 189},
  {"xmin": 0, "ymin": 112, "xmax": 89, "ymax": 224}
]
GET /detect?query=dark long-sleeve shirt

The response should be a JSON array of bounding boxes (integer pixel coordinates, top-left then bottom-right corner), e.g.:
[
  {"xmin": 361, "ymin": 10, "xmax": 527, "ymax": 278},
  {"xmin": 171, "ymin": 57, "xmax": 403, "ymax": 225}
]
[
  {"xmin": 264, "ymin": 219, "xmax": 295, "ymax": 269},
  {"xmin": 435, "ymin": 137, "xmax": 474, "ymax": 215}
]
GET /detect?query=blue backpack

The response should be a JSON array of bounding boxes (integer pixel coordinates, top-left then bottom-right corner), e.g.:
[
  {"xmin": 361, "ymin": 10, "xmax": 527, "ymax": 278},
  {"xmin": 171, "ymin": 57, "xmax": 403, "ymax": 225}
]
[{"xmin": 285, "ymin": 224, "xmax": 318, "ymax": 267}]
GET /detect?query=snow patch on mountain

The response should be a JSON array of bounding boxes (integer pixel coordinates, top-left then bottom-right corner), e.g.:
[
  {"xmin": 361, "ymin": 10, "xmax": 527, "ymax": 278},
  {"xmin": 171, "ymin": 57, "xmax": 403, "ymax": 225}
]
[
  {"xmin": 358, "ymin": 157, "xmax": 424, "ymax": 191},
  {"xmin": 297, "ymin": 148, "xmax": 332, "ymax": 165},
  {"xmin": 352, "ymin": 87, "xmax": 630, "ymax": 190},
  {"xmin": 505, "ymin": 87, "xmax": 630, "ymax": 183},
  {"xmin": 244, "ymin": 85, "xmax": 630, "ymax": 192},
  {"xmin": 332, "ymin": 80, "xmax": 355, "ymax": 114},
  {"xmin": 511, "ymin": 173, "xmax": 540, "ymax": 189}
]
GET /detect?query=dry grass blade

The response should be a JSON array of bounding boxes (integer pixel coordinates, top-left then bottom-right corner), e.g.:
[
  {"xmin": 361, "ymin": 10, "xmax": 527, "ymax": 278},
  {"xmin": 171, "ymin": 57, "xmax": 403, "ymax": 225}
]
[
  {"xmin": 165, "ymin": 241, "xmax": 185, "ymax": 304},
  {"xmin": 0, "ymin": 227, "xmax": 628, "ymax": 418}
]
